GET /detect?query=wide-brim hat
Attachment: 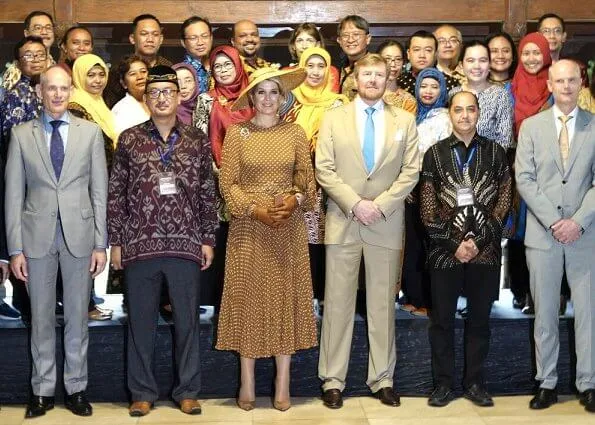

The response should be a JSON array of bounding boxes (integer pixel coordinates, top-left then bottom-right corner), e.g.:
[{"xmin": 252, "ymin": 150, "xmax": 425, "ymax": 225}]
[{"xmin": 231, "ymin": 67, "xmax": 306, "ymax": 111}]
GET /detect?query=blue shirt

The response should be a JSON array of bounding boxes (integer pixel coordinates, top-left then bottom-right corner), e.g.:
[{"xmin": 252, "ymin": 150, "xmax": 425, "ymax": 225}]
[{"xmin": 42, "ymin": 111, "xmax": 70, "ymax": 151}]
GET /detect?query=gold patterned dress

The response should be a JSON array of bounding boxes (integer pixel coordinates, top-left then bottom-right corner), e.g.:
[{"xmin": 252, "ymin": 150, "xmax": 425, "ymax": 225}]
[{"xmin": 216, "ymin": 120, "xmax": 318, "ymax": 358}]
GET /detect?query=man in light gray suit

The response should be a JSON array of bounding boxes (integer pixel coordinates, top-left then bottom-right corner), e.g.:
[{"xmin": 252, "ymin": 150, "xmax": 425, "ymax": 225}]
[
  {"xmin": 5, "ymin": 65, "xmax": 108, "ymax": 418},
  {"xmin": 516, "ymin": 59, "xmax": 595, "ymax": 413}
]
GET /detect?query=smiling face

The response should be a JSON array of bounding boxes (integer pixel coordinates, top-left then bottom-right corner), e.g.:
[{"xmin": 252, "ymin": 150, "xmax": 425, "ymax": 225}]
[
  {"xmin": 130, "ymin": 18, "xmax": 163, "ymax": 58},
  {"xmin": 18, "ymin": 40, "xmax": 47, "ymax": 78},
  {"xmin": 379, "ymin": 44, "xmax": 404, "ymax": 81},
  {"xmin": 520, "ymin": 42, "xmax": 545, "ymax": 75},
  {"xmin": 294, "ymin": 31, "xmax": 320, "ymax": 60},
  {"xmin": 84, "ymin": 64, "xmax": 107, "ymax": 96},
  {"xmin": 408, "ymin": 36, "xmax": 437, "ymax": 73},
  {"xmin": 304, "ymin": 54, "xmax": 327, "ymax": 88},
  {"xmin": 337, "ymin": 21, "xmax": 370, "ymax": 60},
  {"xmin": 250, "ymin": 79, "xmax": 284, "ymax": 116},
  {"xmin": 37, "ymin": 67, "xmax": 72, "ymax": 119},
  {"xmin": 418, "ymin": 77, "xmax": 441, "ymax": 106},
  {"xmin": 122, "ymin": 60, "xmax": 148, "ymax": 100},
  {"xmin": 24, "ymin": 14, "xmax": 55, "ymax": 49},
  {"xmin": 488, "ymin": 36, "xmax": 513, "ymax": 74},
  {"xmin": 462, "ymin": 45, "xmax": 490, "ymax": 84},
  {"xmin": 182, "ymin": 21, "xmax": 213, "ymax": 60},
  {"xmin": 232, "ymin": 20, "xmax": 260, "ymax": 58},
  {"xmin": 539, "ymin": 17, "xmax": 567, "ymax": 55},
  {"xmin": 355, "ymin": 62, "xmax": 387, "ymax": 103},
  {"xmin": 62, "ymin": 28, "xmax": 93, "ymax": 62},
  {"xmin": 212, "ymin": 53, "xmax": 237, "ymax": 85}
]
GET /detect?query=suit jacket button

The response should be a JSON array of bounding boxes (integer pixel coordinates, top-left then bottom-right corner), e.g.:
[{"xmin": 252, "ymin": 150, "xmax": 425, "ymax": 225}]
[
  {"xmin": 51, "ymin": 212, "xmax": 57, "ymax": 217},
  {"xmin": 557, "ymin": 206, "xmax": 562, "ymax": 210},
  {"xmin": 562, "ymin": 180, "xmax": 566, "ymax": 184}
]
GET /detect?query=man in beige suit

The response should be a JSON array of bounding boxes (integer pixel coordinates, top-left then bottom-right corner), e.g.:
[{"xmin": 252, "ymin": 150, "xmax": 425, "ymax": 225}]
[
  {"xmin": 316, "ymin": 53, "xmax": 419, "ymax": 409},
  {"xmin": 5, "ymin": 66, "xmax": 108, "ymax": 418}
]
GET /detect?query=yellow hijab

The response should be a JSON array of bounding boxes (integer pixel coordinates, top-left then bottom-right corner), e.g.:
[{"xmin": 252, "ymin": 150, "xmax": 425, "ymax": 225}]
[
  {"xmin": 292, "ymin": 47, "xmax": 348, "ymax": 142},
  {"xmin": 71, "ymin": 54, "xmax": 118, "ymax": 144}
]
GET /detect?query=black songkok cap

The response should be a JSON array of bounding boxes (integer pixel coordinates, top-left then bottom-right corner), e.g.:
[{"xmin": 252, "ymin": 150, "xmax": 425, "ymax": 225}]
[{"xmin": 146, "ymin": 65, "xmax": 179, "ymax": 88}]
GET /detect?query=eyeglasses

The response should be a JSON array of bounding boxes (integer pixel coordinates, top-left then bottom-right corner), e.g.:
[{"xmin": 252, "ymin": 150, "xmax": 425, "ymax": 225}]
[
  {"xmin": 212, "ymin": 61, "xmax": 234, "ymax": 73},
  {"xmin": 339, "ymin": 32, "xmax": 367, "ymax": 42},
  {"xmin": 29, "ymin": 24, "xmax": 54, "ymax": 33},
  {"xmin": 382, "ymin": 56, "xmax": 403, "ymax": 64},
  {"xmin": 146, "ymin": 88, "xmax": 178, "ymax": 99},
  {"xmin": 20, "ymin": 52, "xmax": 47, "ymax": 62},
  {"xmin": 540, "ymin": 27, "xmax": 563, "ymax": 36},
  {"xmin": 437, "ymin": 37, "xmax": 460, "ymax": 46},
  {"xmin": 184, "ymin": 34, "xmax": 211, "ymax": 43}
]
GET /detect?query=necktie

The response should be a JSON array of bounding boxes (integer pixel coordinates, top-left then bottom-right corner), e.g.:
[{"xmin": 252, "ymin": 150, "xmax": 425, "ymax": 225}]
[
  {"xmin": 50, "ymin": 120, "xmax": 65, "ymax": 179},
  {"xmin": 558, "ymin": 115, "xmax": 571, "ymax": 170},
  {"xmin": 363, "ymin": 107, "xmax": 375, "ymax": 172}
]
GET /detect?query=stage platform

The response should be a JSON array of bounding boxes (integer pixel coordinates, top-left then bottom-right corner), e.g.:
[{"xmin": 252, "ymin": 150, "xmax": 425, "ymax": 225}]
[{"xmin": 0, "ymin": 290, "xmax": 580, "ymax": 404}]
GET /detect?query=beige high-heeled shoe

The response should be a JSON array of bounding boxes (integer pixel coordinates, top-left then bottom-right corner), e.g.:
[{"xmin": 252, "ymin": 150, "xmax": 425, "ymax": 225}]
[
  {"xmin": 236, "ymin": 398, "xmax": 255, "ymax": 411},
  {"xmin": 273, "ymin": 398, "xmax": 291, "ymax": 411}
]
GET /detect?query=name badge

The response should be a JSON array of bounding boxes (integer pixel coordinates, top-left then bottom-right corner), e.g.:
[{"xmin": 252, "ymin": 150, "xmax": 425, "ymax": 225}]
[
  {"xmin": 456, "ymin": 187, "xmax": 475, "ymax": 207},
  {"xmin": 158, "ymin": 172, "xmax": 177, "ymax": 195}
]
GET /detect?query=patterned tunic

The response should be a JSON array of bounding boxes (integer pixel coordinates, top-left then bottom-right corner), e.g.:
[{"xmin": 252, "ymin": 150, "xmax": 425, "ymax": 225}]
[
  {"xmin": 450, "ymin": 85, "xmax": 514, "ymax": 149},
  {"xmin": 578, "ymin": 87, "xmax": 595, "ymax": 114},
  {"xmin": 420, "ymin": 133, "xmax": 512, "ymax": 269},
  {"xmin": 216, "ymin": 121, "xmax": 317, "ymax": 358},
  {"xmin": 0, "ymin": 76, "xmax": 42, "ymax": 155},
  {"xmin": 383, "ymin": 88, "xmax": 417, "ymax": 115},
  {"xmin": 107, "ymin": 120, "xmax": 217, "ymax": 265},
  {"xmin": 398, "ymin": 70, "xmax": 460, "ymax": 97}
]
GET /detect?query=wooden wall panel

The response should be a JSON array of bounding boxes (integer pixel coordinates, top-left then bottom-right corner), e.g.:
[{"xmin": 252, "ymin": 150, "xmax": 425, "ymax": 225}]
[
  {"xmin": 0, "ymin": 1, "xmax": 53, "ymax": 22},
  {"xmin": 526, "ymin": 0, "xmax": 595, "ymax": 21},
  {"xmin": 73, "ymin": 0, "xmax": 504, "ymax": 24}
]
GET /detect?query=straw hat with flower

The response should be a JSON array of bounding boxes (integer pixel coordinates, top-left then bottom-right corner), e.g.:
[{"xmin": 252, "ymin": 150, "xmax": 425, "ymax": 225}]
[{"xmin": 231, "ymin": 67, "xmax": 306, "ymax": 111}]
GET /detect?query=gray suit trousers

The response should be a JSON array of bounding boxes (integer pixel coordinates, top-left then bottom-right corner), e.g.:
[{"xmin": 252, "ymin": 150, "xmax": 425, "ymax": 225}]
[
  {"xmin": 27, "ymin": 222, "xmax": 92, "ymax": 396},
  {"xmin": 526, "ymin": 240, "xmax": 595, "ymax": 393}
]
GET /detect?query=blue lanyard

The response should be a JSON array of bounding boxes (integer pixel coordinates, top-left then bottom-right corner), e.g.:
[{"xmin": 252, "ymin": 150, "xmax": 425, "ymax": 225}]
[
  {"xmin": 453, "ymin": 145, "xmax": 476, "ymax": 173},
  {"xmin": 156, "ymin": 131, "xmax": 179, "ymax": 168}
]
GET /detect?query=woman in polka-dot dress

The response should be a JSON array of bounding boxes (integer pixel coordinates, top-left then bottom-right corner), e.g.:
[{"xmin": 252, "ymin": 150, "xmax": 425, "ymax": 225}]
[{"xmin": 217, "ymin": 68, "xmax": 318, "ymax": 412}]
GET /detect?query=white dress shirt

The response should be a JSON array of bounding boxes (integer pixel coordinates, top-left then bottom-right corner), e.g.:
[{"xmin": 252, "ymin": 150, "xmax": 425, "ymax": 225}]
[
  {"xmin": 355, "ymin": 96, "xmax": 385, "ymax": 173},
  {"xmin": 552, "ymin": 104, "xmax": 578, "ymax": 147}
]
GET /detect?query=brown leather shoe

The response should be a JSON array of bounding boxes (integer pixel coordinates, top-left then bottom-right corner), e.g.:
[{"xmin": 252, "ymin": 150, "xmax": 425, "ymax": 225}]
[
  {"xmin": 375, "ymin": 387, "xmax": 401, "ymax": 406},
  {"xmin": 179, "ymin": 399, "xmax": 202, "ymax": 415},
  {"xmin": 129, "ymin": 401, "xmax": 152, "ymax": 417},
  {"xmin": 322, "ymin": 389, "xmax": 343, "ymax": 409}
]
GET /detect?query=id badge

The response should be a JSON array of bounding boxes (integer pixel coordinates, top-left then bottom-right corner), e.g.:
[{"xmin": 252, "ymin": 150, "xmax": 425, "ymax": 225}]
[
  {"xmin": 158, "ymin": 172, "xmax": 177, "ymax": 195},
  {"xmin": 456, "ymin": 187, "xmax": 475, "ymax": 207}
]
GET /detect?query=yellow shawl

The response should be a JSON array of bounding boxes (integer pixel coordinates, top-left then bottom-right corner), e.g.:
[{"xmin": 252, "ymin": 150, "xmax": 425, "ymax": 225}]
[
  {"xmin": 291, "ymin": 47, "xmax": 348, "ymax": 142},
  {"xmin": 70, "ymin": 54, "xmax": 118, "ymax": 144}
]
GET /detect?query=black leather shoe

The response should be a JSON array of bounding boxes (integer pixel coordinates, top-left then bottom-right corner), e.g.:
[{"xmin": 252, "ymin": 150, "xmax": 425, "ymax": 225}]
[
  {"xmin": 65, "ymin": 391, "xmax": 93, "ymax": 416},
  {"xmin": 579, "ymin": 389, "xmax": 595, "ymax": 413},
  {"xmin": 25, "ymin": 395, "xmax": 55, "ymax": 418},
  {"xmin": 375, "ymin": 387, "xmax": 400, "ymax": 406},
  {"xmin": 428, "ymin": 386, "xmax": 454, "ymax": 407},
  {"xmin": 464, "ymin": 383, "xmax": 494, "ymax": 407},
  {"xmin": 322, "ymin": 389, "xmax": 343, "ymax": 409},
  {"xmin": 529, "ymin": 388, "xmax": 557, "ymax": 409}
]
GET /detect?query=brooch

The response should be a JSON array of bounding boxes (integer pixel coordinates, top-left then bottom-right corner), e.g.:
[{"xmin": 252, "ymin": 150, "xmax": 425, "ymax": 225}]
[
  {"xmin": 239, "ymin": 126, "xmax": 250, "ymax": 139},
  {"xmin": 217, "ymin": 96, "xmax": 228, "ymax": 106}
]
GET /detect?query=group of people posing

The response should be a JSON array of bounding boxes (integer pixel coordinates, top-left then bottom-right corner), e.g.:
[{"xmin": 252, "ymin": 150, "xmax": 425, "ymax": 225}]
[{"xmin": 0, "ymin": 9, "xmax": 593, "ymax": 420}]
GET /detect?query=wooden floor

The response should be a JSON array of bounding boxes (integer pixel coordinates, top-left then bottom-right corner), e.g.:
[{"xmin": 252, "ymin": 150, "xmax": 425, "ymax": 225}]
[{"xmin": 0, "ymin": 395, "xmax": 592, "ymax": 425}]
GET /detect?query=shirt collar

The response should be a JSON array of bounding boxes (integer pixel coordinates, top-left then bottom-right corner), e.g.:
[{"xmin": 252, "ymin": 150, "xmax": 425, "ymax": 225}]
[
  {"xmin": 355, "ymin": 95, "xmax": 384, "ymax": 114},
  {"xmin": 552, "ymin": 104, "xmax": 579, "ymax": 120},
  {"xmin": 42, "ymin": 110, "xmax": 70, "ymax": 126},
  {"xmin": 448, "ymin": 132, "xmax": 481, "ymax": 148},
  {"xmin": 147, "ymin": 118, "xmax": 181, "ymax": 142}
]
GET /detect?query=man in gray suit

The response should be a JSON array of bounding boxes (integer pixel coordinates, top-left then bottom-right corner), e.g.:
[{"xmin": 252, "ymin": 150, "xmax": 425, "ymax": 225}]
[
  {"xmin": 5, "ymin": 65, "xmax": 108, "ymax": 418},
  {"xmin": 516, "ymin": 59, "xmax": 595, "ymax": 413}
]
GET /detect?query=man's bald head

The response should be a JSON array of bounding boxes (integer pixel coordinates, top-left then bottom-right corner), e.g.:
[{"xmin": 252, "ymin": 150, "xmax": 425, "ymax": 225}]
[
  {"xmin": 232, "ymin": 19, "xmax": 260, "ymax": 57},
  {"xmin": 37, "ymin": 65, "xmax": 73, "ymax": 118},
  {"xmin": 547, "ymin": 59, "xmax": 581, "ymax": 111}
]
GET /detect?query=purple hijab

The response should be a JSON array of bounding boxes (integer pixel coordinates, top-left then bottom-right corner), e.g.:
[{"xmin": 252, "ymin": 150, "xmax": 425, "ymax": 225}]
[{"xmin": 172, "ymin": 62, "xmax": 200, "ymax": 125}]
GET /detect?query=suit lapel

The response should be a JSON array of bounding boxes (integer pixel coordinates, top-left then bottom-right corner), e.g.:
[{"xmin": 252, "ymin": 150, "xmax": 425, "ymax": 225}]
[
  {"xmin": 343, "ymin": 103, "xmax": 367, "ymax": 173},
  {"xmin": 544, "ymin": 112, "xmax": 564, "ymax": 175},
  {"xmin": 32, "ymin": 118, "xmax": 58, "ymax": 185},
  {"xmin": 563, "ymin": 109, "xmax": 589, "ymax": 176},
  {"xmin": 374, "ymin": 105, "xmax": 396, "ymax": 171},
  {"xmin": 60, "ymin": 113, "xmax": 81, "ymax": 179}
]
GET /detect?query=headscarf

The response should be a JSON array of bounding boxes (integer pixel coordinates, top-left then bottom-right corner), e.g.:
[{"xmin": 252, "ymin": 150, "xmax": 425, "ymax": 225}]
[
  {"xmin": 207, "ymin": 46, "xmax": 253, "ymax": 166},
  {"xmin": 511, "ymin": 32, "xmax": 552, "ymax": 136},
  {"xmin": 172, "ymin": 62, "xmax": 199, "ymax": 125},
  {"xmin": 71, "ymin": 53, "xmax": 118, "ymax": 143},
  {"xmin": 414, "ymin": 67, "xmax": 448, "ymax": 124},
  {"xmin": 291, "ymin": 47, "xmax": 349, "ymax": 142}
]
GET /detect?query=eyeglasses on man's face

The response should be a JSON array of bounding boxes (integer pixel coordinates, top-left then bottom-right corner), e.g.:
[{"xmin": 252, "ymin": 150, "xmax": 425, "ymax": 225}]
[
  {"xmin": 146, "ymin": 88, "xmax": 179, "ymax": 99},
  {"xmin": 20, "ymin": 52, "xmax": 47, "ymax": 62}
]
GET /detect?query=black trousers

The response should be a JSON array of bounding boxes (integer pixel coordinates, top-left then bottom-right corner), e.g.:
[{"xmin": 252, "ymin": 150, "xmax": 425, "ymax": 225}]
[
  {"xmin": 401, "ymin": 202, "xmax": 430, "ymax": 308},
  {"xmin": 429, "ymin": 264, "xmax": 499, "ymax": 389},
  {"xmin": 125, "ymin": 257, "xmax": 201, "ymax": 403}
]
